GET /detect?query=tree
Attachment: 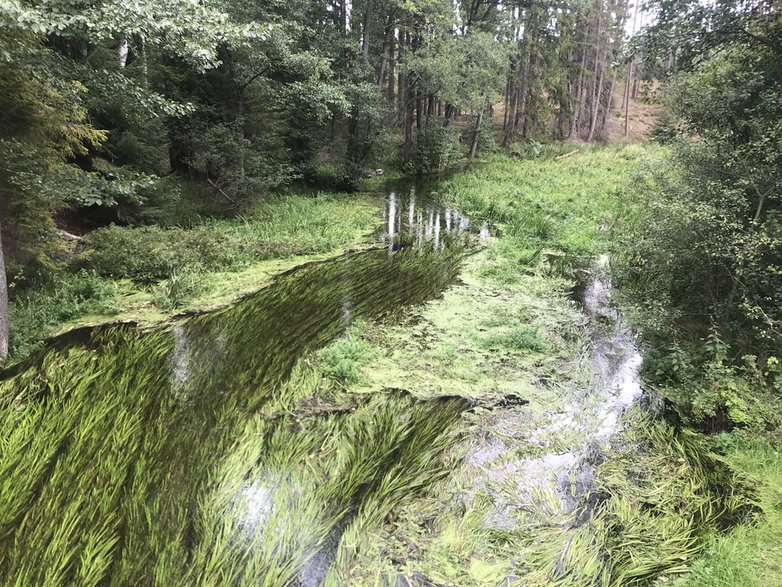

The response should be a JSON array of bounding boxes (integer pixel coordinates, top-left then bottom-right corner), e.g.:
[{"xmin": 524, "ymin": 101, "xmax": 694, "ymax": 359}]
[
  {"xmin": 0, "ymin": 1, "xmax": 263, "ymax": 357},
  {"xmin": 618, "ymin": 2, "xmax": 782, "ymax": 425}
]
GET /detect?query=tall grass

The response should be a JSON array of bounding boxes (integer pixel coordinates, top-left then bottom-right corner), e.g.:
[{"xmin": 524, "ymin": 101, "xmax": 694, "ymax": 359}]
[
  {"xmin": 204, "ymin": 192, "xmax": 380, "ymax": 260},
  {"xmin": 441, "ymin": 145, "xmax": 666, "ymax": 280},
  {"xmin": 8, "ymin": 270, "xmax": 120, "ymax": 357}
]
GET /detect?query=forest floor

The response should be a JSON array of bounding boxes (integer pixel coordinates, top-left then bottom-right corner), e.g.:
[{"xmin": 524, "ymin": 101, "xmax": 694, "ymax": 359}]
[{"xmin": 490, "ymin": 80, "xmax": 661, "ymax": 144}]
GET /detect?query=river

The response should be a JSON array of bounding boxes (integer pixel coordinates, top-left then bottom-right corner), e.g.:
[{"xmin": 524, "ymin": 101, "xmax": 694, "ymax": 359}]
[{"xmin": 0, "ymin": 181, "xmax": 645, "ymax": 585}]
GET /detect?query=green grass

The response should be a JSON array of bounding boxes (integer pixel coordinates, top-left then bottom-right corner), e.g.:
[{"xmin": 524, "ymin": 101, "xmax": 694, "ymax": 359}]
[
  {"xmin": 443, "ymin": 144, "xmax": 667, "ymax": 279},
  {"xmin": 318, "ymin": 322, "xmax": 379, "ymax": 385},
  {"xmin": 673, "ymin": 434, "xmax": 782, "ymax": 587},
  {"xmin": 7, "ymin": 191, "xmax": 381, "ymax": 362},
  {"xmin": 203, "ymin": 192, "xmax": 380, "ymax": 260},
  {"xmin": 7, "ymin": 270, "xmax": 121, "ymax": 357}
]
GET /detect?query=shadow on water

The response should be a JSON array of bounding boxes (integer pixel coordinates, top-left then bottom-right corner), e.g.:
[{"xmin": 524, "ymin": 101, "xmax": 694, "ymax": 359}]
[{"xmin": 0, "ymin": 182, "xmax": 480, "ymax": 584}]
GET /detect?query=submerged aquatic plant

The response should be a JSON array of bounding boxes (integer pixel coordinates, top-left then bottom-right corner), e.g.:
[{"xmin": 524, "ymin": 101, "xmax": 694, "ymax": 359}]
[
  {"xmin": 0, "ymin": 243, "xmax": 471, "ymax": 585},
  {"xmin": 516, "ymin": 414, "xmax": 757, "ymax": 586}
]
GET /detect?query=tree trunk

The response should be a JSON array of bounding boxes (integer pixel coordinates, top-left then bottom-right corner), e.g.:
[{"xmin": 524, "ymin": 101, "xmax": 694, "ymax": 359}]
[
  {"xmin": 624, "ymin": 0, "xmax": 640, "ymax": 136},
  {"xmin": 587, "ymin": 63, "xmax": 604, "ymax": 142},
  {"xmin": 619, "ymin": 63, "xmax": 632, "ymax": 112},
  {"xmin": 502, "ymin": 69, "xmax": 519, "ymax": 146},
  {"xmin": 139, "ymin": 36, "xmax": 148, "ymax": 84},
  {"xmin": 416, "ymin": 89, "xmax": 423, "ymax": 130},
  {"xmin": 362, "ymin": 0, "xmax": 372, "ymax": 57},
  {"xmin": 469, "ymin": 107, "xmax": 484, "ymax": 159},
  {"xmin": 387, "ymin": 34, "xmax": 395, "ymax": 101},
  {"xmin": 624, "ymin": 61, "xmax": 633, "ymax": 137},
  {"xmin": 118, "ymin": 37, "xmax": 129, "ymax": 68},
  {"xmin": 403, "ymin": 86, "xmax": 415, "ymax": 163},
  {"xmin": 0, "ymin": 216, "xmax": 8, "ymax": 362},
  {"xmin": 601, "ymin": 67, "xmax": 616, "ymax": 132},
  {"xmin": 568, "ymin": 41, "xmax": 588, "ymax": 140},
  {"xmin": 587, "ymin": 8, "xmax": 604, "ymax": 143},
  {"xmin": 502, "ymin": 75, "xmax": 511, "ymax": 130}
]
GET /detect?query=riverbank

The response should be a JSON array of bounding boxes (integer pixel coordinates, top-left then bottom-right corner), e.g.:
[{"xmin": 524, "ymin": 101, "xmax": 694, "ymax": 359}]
[{"xmin": 7, "ymin": 192, "xmax": 382, "ymax": 361}]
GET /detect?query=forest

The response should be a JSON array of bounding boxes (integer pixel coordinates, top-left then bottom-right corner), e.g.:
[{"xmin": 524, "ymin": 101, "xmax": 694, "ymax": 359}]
[{"xmin": 0, "ymin": 0, "xmax": 780, "ymax": 584}]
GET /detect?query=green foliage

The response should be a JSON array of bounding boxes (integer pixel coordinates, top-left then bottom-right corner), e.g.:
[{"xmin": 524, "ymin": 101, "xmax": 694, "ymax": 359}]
[
  {"xmin": 1, "ymin": 0, "xmax": 270, "ymax": 70},
  {"xmin": 188, "ymin": 121, "xmax": 298, "ymax": 206},
  {"xmin": 482, "ymin": 324, "xmax": 547, "ymax": 352},
  {"xmin": 319, "ymin": 326, "xmax": 378, "ymax": 385},
  {"xmin": 410, "ymin": 118, "xmax": 462, "ymax": 174},
  {"xmin": 8, "ymin": 270, "xmax": 119, "ymax": 356},
  {"xmin": 155, "ymin": 270, "xmax": 202, "ymax": 310},
  {"xmin": 640, "ymin": 332, "xmax": 782, "ymax": 431},
  {"xmin": 616, "ymin": 23, "xmax": 782, "ymax": 429},
  {"xmin": 80, "ymin": 225, "xmax": 243, "ymax": 282}
]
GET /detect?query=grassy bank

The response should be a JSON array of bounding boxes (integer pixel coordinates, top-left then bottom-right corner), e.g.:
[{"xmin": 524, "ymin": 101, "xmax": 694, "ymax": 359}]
[
  {"xmin": 293, "ymin": 144, "xmax": 774, "ymax": 585},
  {"xmin": 674, "ymin": 434, "xmax": 782, "ymax": 587},
  {"xmin": 8, "ymin": 192, "xmax": 381, "ymax": 360}
]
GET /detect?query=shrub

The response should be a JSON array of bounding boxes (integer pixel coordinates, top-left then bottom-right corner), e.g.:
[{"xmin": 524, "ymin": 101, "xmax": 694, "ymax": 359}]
[
  {"xmin": 411, "ymin": 118, "xmax": 461, "ymax": 175},
  {"xmin": 79, "ymin": 225, "xmax": 244, "ymax": 282},
  {"xmin": 8, "ymin": 271, "xmax": 120, "ymax": 357},
  {"xmin": 318, "ymin": 332, "xmax": 377, "ymax": 385}
]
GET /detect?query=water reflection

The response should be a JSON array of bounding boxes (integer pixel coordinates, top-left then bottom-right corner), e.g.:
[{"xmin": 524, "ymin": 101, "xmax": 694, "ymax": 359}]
[{"xmin": 379, "ymin": 183, "xmax": 482, "ymax": 252}]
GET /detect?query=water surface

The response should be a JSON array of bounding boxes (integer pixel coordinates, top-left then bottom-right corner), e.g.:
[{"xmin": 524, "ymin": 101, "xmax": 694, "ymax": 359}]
[{"xmin": 0, "ymin": 183, "xmax": 478, "ymax": 585}]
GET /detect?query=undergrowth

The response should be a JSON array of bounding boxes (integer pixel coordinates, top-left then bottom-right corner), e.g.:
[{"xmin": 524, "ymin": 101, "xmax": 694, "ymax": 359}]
[
  {"xmin": 8, "ymin": 270, "xmax": 120, "ymax": 357},
  {"xmin": 6, "ymin": 192, "xmax": 379, "ymax": 362}
]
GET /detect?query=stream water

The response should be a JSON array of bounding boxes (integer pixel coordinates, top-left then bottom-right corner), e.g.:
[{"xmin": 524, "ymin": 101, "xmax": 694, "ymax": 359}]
[{"xmin": 0, "ymin": 181, "xmax": 643, "ymax": 585}]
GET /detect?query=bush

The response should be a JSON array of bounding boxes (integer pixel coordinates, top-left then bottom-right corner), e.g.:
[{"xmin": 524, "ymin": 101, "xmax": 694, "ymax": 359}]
[
  {"xmin": 411, "ymin": 118, "xmax": 461, "ymax": 174},
  {"xmin": 8, "ymin": 271, "xmax": 120, "ymax": 357},
  {"xmin": 318, "ymin": 332, "xmax": 377, "ymax": 385},
  {"xmin": 80, "ymin": 225, "xmax": 245, "ymax": 282},
  {"xmin": 640, "ymin": 332, "xmax": 782, "ymax": 431}
]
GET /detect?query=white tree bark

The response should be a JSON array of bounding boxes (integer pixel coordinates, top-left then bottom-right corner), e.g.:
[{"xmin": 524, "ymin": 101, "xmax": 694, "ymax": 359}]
[{"xmin": 119, "ymin": 38, "xmax": 129, "ymax": 68}]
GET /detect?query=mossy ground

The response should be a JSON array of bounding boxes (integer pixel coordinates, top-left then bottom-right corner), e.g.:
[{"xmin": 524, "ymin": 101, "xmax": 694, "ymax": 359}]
[{"xmin": 351, "ymin": 244, "xmax": 589, "ymax": 402}]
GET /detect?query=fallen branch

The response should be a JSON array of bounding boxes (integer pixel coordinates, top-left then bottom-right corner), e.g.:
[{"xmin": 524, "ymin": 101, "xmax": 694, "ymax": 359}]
[
  {"xmin": 57, "ymin": 230, "xmax": 82, "ymax": 242},
  {"xmin": 207, "ymin": 178, "xmax": 239, "ymax": 207},
  {"xmin": 555, "ymin": 150, "xmax": 580, "ymax": 161}
]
